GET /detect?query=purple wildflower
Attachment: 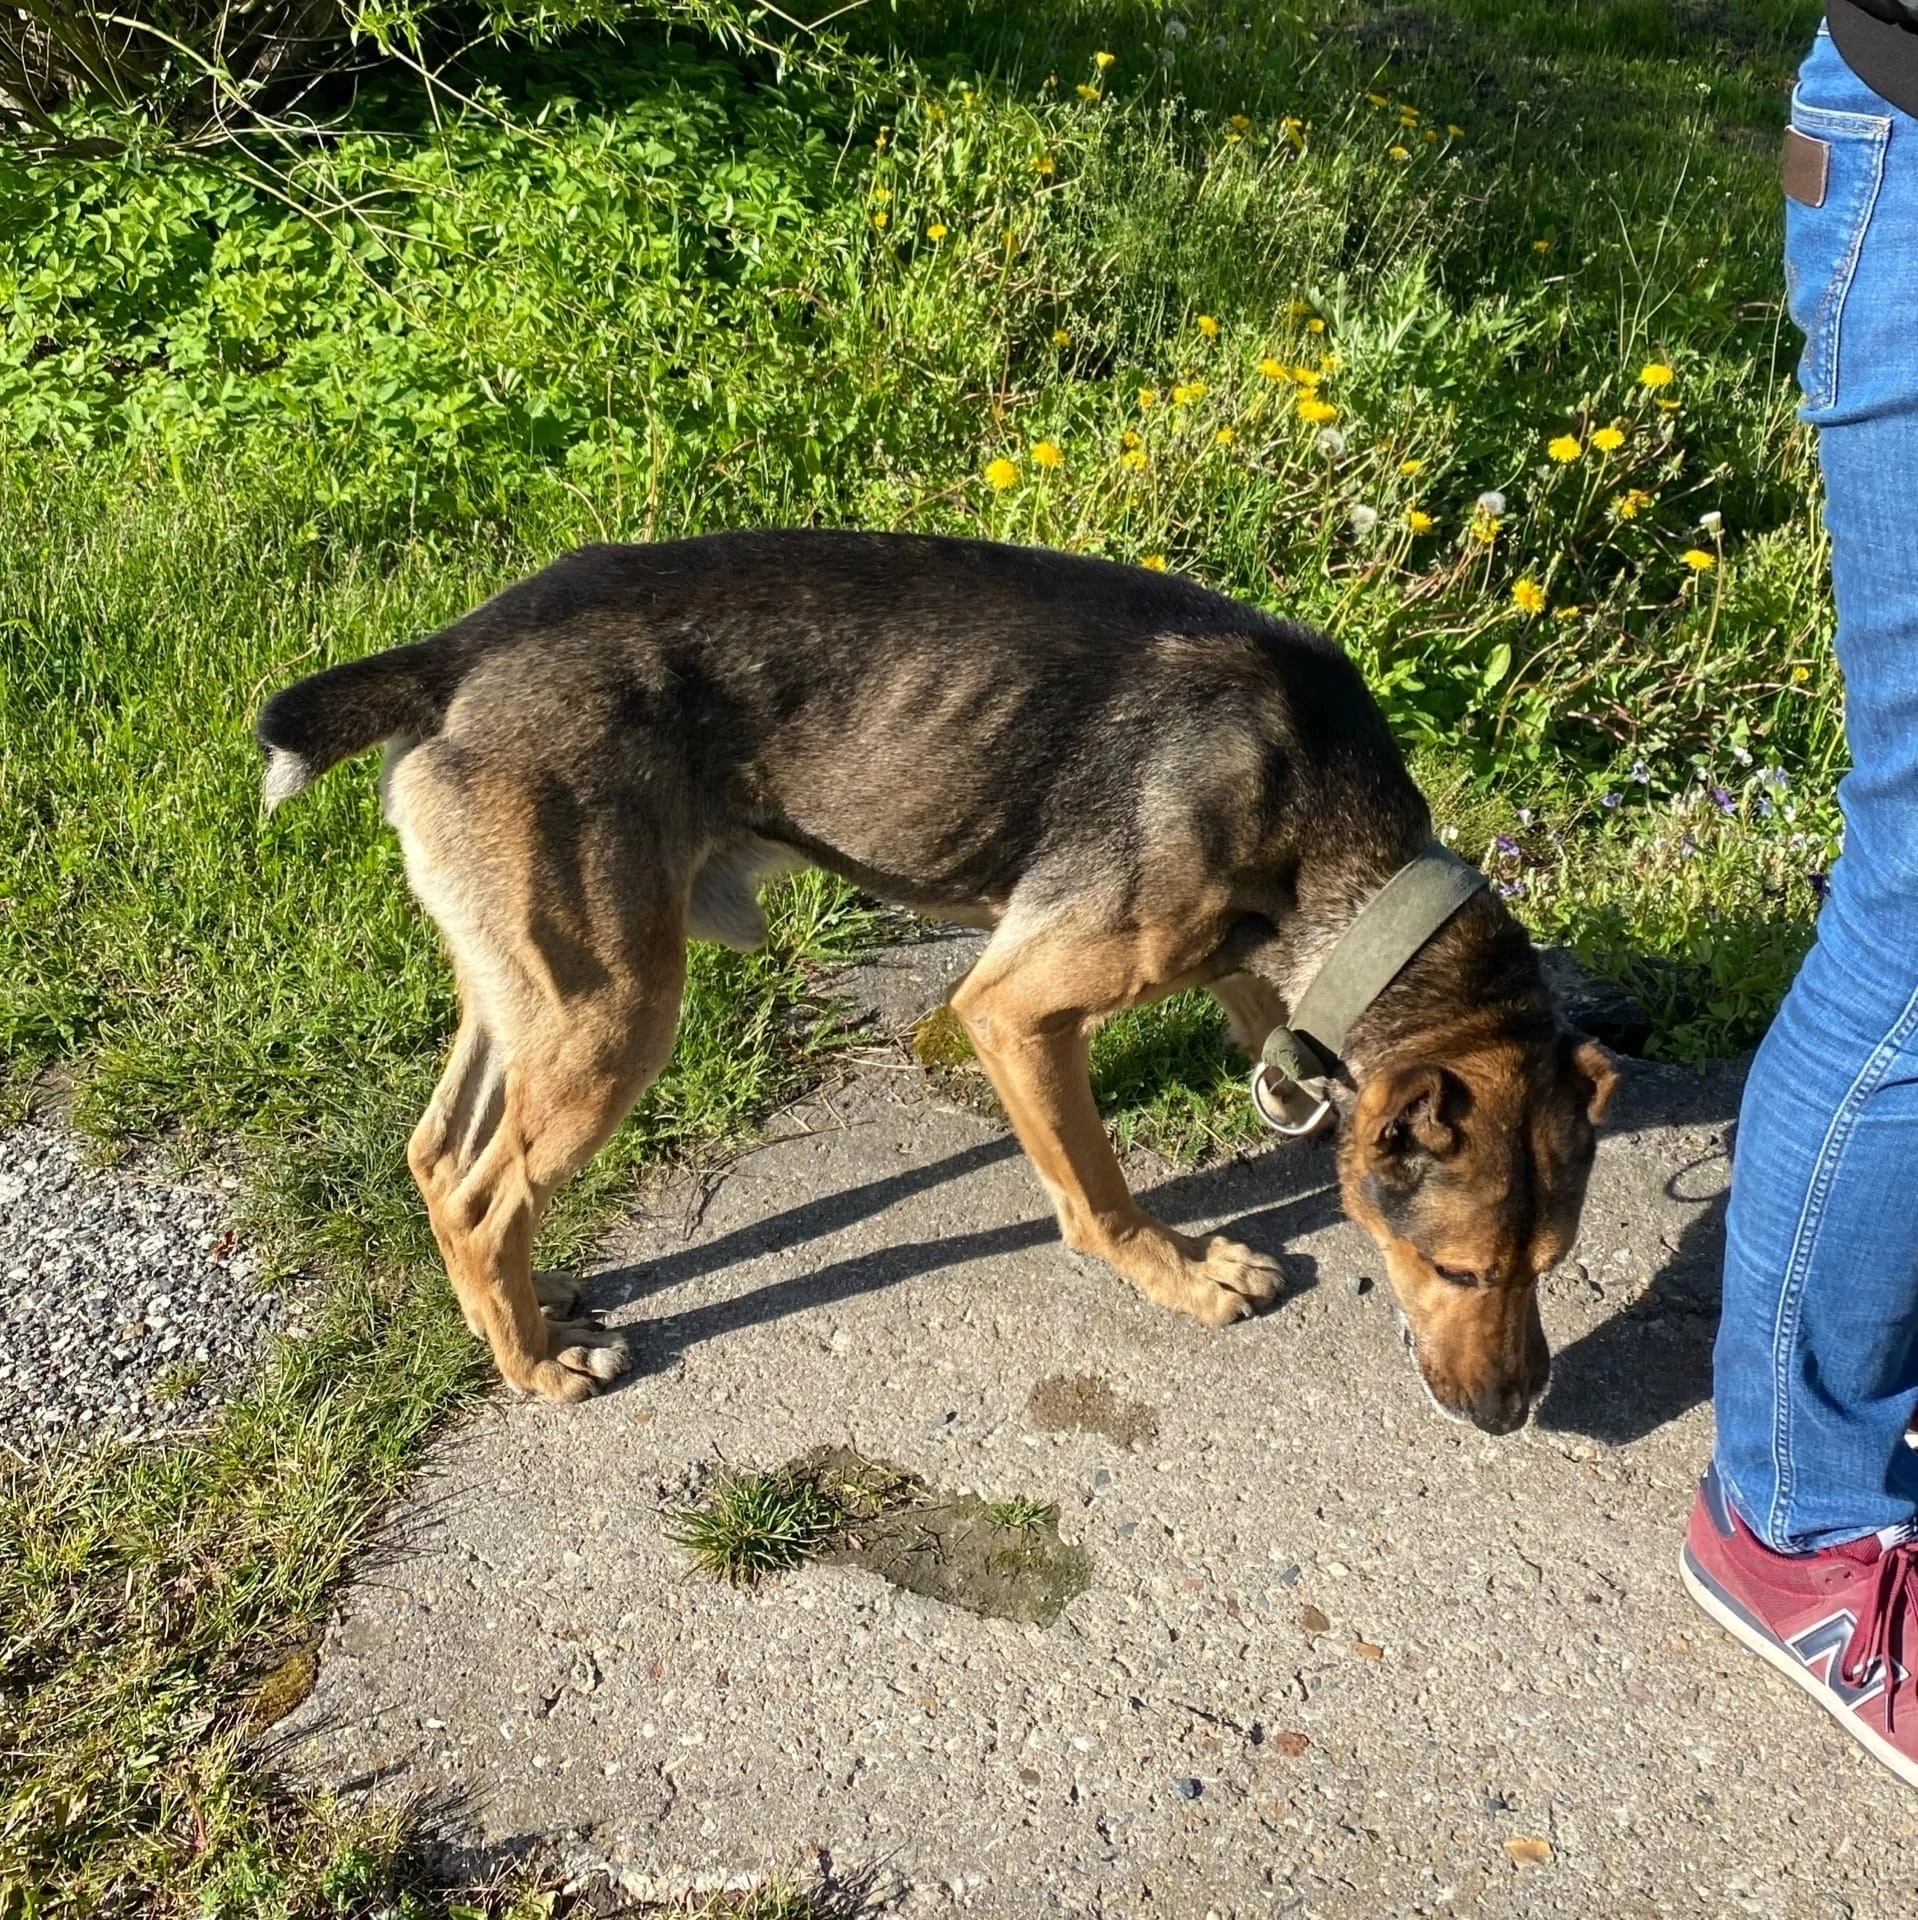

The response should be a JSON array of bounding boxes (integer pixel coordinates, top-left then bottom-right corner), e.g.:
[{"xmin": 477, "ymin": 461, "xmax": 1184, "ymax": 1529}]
[
  {"xmin": 1710, "ymin": 786, "xmax": 1735, "ymax": 814},
  {"xmin": 1496, "ymin": 879, "xmax": 1527, "ymax": 899},
  {"xmin": 1757, "ymin": 793, "xmax": 1774, "ymax": 819},
  {"xmin": 1809, "ymin": 869, "xmax": 1830, "ymax": 901},
  {"xmin": 1630, "ymin": 759, "xmax": 1649, "ymax": 784},
  {"xmin": 1494, "ymin": 832, "xmax": 1521, "ymax": 857},
  {"xmin": 1601, "ymin": 791, "xmax": 1621, "ymax": 810},
  {"xmin": 1759, "ymin": 765, "xmax": 1790, "ymax": 790}
]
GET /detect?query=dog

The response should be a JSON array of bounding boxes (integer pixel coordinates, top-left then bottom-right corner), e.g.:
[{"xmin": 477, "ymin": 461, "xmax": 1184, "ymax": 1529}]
[{"xmin": 257, "ymin": 530, "xmax": 1616, "ymax": 1433}]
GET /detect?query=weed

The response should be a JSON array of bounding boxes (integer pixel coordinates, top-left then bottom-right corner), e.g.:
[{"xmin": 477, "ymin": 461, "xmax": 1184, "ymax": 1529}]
[
  {"xmin": 986, "ymin": 1496, "xmax": 1055, "ymax": 1534},
  {"xmin": 667, "ymin": 1470, "xmax": 838, "ymax": 1587}
]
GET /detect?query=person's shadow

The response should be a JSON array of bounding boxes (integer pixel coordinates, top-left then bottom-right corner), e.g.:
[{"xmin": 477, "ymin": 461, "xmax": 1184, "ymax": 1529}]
[{"xmin": 1535, "ymin": 1057, "xmax": 1746, "ymax": 1444}]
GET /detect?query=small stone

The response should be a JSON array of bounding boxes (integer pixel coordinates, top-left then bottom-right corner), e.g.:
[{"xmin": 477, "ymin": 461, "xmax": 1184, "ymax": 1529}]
[
  {"xmin": 1172, "ymin": 1776, "xmax": 1203, "ymax": 1801},
  {"xmin": 1504, "ymin": 1835, "xmax": 1553, "ymax": 1869},
  {"xmin": 1300, "ymin": 1604, "xmax": 1331, "ymax": 1634},
  {"xmin": 1353, "ymin": 1640, "xmax": 1384, "ymax": 1660},
  {"xmin": 1273, "ymin": 1730, "xmax": 1309, "ymax": 1758},
  {"xmin": 1347, "ymin": 1274, "xmax": 1374, "ymax": 1296}
]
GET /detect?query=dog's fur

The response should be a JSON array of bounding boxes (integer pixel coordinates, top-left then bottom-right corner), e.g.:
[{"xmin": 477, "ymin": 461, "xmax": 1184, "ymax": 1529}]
[{"xmin": 258, "ymin": 531, "xmax": 1615, "ymax": 1432}]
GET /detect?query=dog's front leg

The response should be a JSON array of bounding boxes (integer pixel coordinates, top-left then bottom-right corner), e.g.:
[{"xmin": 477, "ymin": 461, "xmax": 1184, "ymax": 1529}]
[{"xmin": 951, "ymin": 938, "xmax": 1285, "ymax": 1326}]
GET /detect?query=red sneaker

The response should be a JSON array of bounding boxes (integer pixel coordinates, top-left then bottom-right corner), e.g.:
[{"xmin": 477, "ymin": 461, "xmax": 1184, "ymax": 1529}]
[{"xmin": 1681, "ymin": 1463, "xmax": 1918, "ymax": 1787}]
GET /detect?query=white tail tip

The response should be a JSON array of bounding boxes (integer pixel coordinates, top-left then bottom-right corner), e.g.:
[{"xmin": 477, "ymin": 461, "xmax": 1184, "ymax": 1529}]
[{"xmin": 261, "ymin": 747, "xmax": 312, "ymax": 812}]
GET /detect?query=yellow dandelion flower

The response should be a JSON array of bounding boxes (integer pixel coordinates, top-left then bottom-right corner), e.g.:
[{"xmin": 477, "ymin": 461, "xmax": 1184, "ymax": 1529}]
[
  {"xmin": 1291, "ymin": 366, "xmax": 1321, "ymax": 388},
  {"xmin": 1532, "ymin": 238, "xmax": 1552, "ymax": 253},
  {"xmin": 1033, "ymin": 153, "xmax": 1056, "ymax": 176},
  {"xmin": 1591, "ymin": 426, "xmax": 1626, "ymax": 452},
  {"xmin": 871, "ymin": 185, "xmax": 892, "ymax": 203},
  {"xmin": 1469, "ymin": 514, "xmax": 1499, "ymax": 544},
  {"xmin": 1399, "ymin": 106, "xmax": 1420, "ymax": 126},
  {"xmin": 1296, "ymin": 394, "xmax": 1338, "ymax": 425},
  {"xmin": 1656, "ymin": 397, "xmax": 1680, "ymax": 412},
  {"xmin": 1512, "ymin": 577, "xmax": 1547, "ymax": 615},
  {"xmin": 1230, "ymin": 114, "xmax": 1252, "ymax": 131},
  {"xmin": 1792, "ymin": 664, "xmax": 1810, "ymax": 684},
  {"xmin": 926, "ymin": 222, "xmax": 948, "ymax": 241},
  {"xmin": 1215, "ymin": 426, "xmax": 1237, "ymax": 446},
  {"xmin": 1031, "ymin": 440, "xmax": 1065, "ymax": 469},
  {"xmin": 1319, "ymin": 351, "xmax": 1343, "ymax": 373},
  {"xmin": 1197, "ymin": 314, "xmax": 1220, "ymax": 336},
  {"xmin": 1553, "ymin": 604, "xmax": 1581, "ymax": 622},
  {"xmin": 1259, "ymin": 356, "xmax": 1289, "ymax": 380},
  {"xmin": 1281, "ymin": 116, "xmax": 1305, "ymax": 148},
  {"xmin": 1051, "ymin": 328, "xmax": 1071, "ymax": 348},
  {"xmin": 1076, "ymin": 83, "xmax": 1101, "ymax": 101},
  {"xmin": 1639, "ymin": 361, "xmax": 1675, "ymax": 388},
  {"xmin": 1446, "ymin": 123, "xmax": 1465, "ymax": 137},
  {"xmin": 1120, "ymin": 429, "xmax": 1141, "ymax": 450},
  {"xmin": 1287, "ymin": 298, "xmax": 1313, "ymax": 318},
  {"xmin": 1399, "ymin": 457, "xmax": 1424, "ymax": 475},
  {"xmin": 1406, "ymin": 509, "xmax": 1434, "ymax": 533},
  {"xmin": 1094, "ymin": 50, "xmax": 1115, "ymax": 69},
  {"xmin": 1547, "ymin": 434, "xmax": 1582, "ymax": 463},
  {"xmin": 1611, "ymin": 488, "xmax": 1652, "ymax": 520},
  {"xmin": 1120, "ymin": 447, "xmax": 1149, "ymax": 471},
  {"xmin": 1142, "ymin": 553, "xmax": 1168, "ymax": 571},
  {"xmin": 983, "ymin": 457, "xmax": 1019, "ymax": 490},
  {"xmin": 1388, "ymin": 144, "xmax": 1412, "ymax": 161},
  {"xmin": 871, "ymin": 211, "xmax": 889, "ymax": 229},
  {"xmin": 1682, "ymin": 548, "xmax": 1715, "ymax": 571},
  {"xmin": 1306, "ymin": 317, "xmax": 1326, "ymax": 333},
  {"xmin": 1171, "ymin": 379, "xmax": 1208, "ymax": 404},
  {"xmin": 1366, "ymin": 91, "xmax": 1391, "ymax": 108},
  {"xmin": 1138, "ymin": 386, "xmax": 1159, "ymax": 408},
  {"xmin": 1423, "ymin": 127, "xmax": 1438, "ymax": 143}
]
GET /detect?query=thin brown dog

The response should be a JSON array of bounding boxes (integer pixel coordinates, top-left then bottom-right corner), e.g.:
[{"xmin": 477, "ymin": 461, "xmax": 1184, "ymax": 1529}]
[{"xmin": 257, "ymin": 531, "xmax": 1615, "ymax": 1432}]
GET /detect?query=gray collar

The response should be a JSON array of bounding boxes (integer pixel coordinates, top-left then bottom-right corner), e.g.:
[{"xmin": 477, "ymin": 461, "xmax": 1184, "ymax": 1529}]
[{"xmin": 1251, "ymin": 842, "xmax": 1488, "ymax": 1135}]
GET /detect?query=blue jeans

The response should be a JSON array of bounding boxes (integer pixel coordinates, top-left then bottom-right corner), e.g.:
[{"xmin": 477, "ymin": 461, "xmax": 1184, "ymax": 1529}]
[{"xmin": 1712, "ymin": 25, "xmax": 1918, "ymax": 1552}]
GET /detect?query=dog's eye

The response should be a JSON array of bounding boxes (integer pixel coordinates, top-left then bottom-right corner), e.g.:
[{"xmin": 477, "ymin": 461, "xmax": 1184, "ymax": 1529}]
[{"xmin": 1432, "ymin": 1263, "xmax": 1479, "ymax": 1288}]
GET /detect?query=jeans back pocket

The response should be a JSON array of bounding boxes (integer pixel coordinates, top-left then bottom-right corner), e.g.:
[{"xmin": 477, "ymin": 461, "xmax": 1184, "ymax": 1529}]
[{"xmin": 1785, "ymin": 93, "xmax": 1890, "ymax": 417}]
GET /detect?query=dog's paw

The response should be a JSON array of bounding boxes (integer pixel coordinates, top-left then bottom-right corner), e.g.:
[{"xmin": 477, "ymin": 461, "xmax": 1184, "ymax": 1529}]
[
  {"xmin": 511, "ymin": 1322, "xmax": 632, "ymax": 1402},
  {"xmin": 531, "ymin": 1269, "xmax": 583, "ymax": 1319},
  {"xmin": 1182, "ymin": 1235, "xmax": 1287, "ymax": 1325},
  {"xmin": 1108, "ymin": 1223, "xmax": 1286, "ymax": 1325}
]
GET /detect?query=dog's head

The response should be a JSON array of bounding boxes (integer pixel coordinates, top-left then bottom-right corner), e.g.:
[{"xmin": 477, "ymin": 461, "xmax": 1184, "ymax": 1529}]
[{"xmin": 1337, "ymin": 1030, "xmax": 1617, "ymax": 1434}]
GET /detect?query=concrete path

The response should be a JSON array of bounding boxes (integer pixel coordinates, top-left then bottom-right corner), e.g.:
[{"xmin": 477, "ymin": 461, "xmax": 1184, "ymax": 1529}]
[{"xmin": 283, "ymin": 939, "xmax": 1917, "ymax": 1918}]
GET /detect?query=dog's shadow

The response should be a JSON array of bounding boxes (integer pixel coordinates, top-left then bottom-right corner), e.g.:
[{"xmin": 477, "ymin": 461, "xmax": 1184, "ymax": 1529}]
[{"xmin": 585, "ymin": 1131, "xmax": 1342, "ymax": 1377}]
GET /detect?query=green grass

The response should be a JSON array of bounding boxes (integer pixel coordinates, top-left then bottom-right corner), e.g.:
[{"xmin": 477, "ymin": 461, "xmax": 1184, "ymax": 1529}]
[{"xmin": 0, "ymin": 0, "xmax": 1834, "ymax": 1911}]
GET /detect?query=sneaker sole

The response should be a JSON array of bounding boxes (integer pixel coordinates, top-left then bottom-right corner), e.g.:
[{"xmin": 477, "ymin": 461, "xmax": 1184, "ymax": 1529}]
[{"xmin": 1679, "ymin": 1542, "xmax": 1918, "ymax": 1790}]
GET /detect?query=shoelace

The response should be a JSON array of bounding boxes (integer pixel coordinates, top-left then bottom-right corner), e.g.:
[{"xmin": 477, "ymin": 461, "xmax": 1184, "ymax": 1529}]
[{"xmin": 1843, "ymin": 1540, "xmax": 1917, "ymax": 1731}]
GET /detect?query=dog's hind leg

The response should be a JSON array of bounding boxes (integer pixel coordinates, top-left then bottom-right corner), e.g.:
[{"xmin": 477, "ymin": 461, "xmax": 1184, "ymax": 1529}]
[
  {"xmin": 951, "ymin": 921, "xmax": 1286, "ymax": 1327},
  {"xmin": 392, "ymin": 746, "xmax": 688, "ymax": 1401},
  {"xmin": 407, "ymin": 944, "xmax": 685, "ymax": 1401}
]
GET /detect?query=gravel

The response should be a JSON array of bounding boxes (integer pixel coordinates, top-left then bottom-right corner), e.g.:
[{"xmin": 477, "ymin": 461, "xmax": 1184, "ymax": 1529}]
[{"xmin": 0, "ymin": 1123, "xmax": 298, "ymax": 1453}]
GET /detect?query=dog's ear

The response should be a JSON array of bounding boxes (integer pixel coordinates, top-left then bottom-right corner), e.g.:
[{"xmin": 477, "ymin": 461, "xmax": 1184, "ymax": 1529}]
[
  {"xmin": 1564, "ymin": 1033, "xmax": 1620, "ymax": 1123},
  {"xmin": 1356, "ymin": 1063, "xmax": 1467, "ymax": 1176}
]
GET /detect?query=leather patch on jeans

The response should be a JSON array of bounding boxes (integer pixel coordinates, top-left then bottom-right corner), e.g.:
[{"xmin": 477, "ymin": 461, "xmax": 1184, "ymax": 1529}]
[{"xmin": 1782, "ymin": 126, "xmax": 1830, "ymax": 208}]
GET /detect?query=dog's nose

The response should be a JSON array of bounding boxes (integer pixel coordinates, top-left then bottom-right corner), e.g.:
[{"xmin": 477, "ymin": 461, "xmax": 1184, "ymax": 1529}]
[{"xmin": 1469, "ymin": 1380, "xmax": 1532, "ymax": 1435}]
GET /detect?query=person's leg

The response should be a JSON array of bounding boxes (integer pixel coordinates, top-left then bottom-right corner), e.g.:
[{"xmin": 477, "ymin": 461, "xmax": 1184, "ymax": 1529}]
[{"xmin": 1710, "ymin": 26, "xmax": 1918, "ymax": 1553}]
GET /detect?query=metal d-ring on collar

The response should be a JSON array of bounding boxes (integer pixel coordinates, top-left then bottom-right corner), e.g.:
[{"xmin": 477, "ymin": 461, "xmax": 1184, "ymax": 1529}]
[{"xmin": 1249, "ymin": 843, "xmax": 1490, "ymax": 1137}]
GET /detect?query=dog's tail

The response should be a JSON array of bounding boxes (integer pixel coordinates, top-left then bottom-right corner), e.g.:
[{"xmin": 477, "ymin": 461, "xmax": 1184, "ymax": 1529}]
[{"xmin": 255, "ymin": 637, "xmax": 468, "ymax": 811}]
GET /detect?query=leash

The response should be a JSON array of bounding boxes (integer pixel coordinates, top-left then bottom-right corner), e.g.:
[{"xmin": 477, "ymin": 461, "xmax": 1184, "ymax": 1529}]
[{"xmin": 1249, "ymin": 843, "xmax": 1489, "ymax": 1137}]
